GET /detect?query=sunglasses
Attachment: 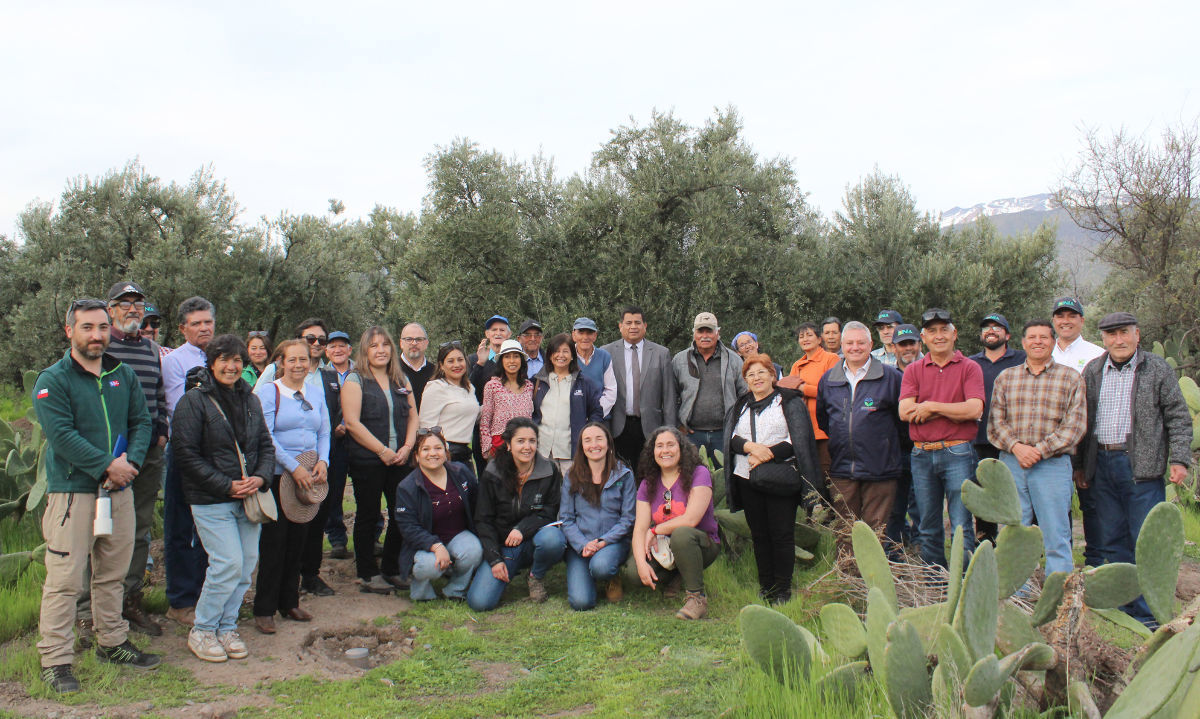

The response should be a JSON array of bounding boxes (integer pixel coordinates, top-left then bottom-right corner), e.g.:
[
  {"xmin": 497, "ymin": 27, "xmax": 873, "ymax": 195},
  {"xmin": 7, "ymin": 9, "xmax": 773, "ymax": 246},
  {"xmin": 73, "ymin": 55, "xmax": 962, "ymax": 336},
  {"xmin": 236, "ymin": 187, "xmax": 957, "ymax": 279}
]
[
  {"xmin": 439, "ymin": 340, "xmax": 464, "ymax": 350},
  {"xmin": 248, "ymin": 330, "xmax": 270, "ymax": 339},
  {"xmin": 921, "ymin": 309, "xmax": 952, "ymax": 325},
  {"xmin": 110, "ymin": 300, "xmax": 146, "ymax": 311},
  {"xmin": 303, "ymin": 334, "xmax": 330, "ymax": 346},
  {"xmin": 662, "ymin": 488, "xmax": 673, "ymax": 516},
  {"xmin": 292, "ymin": 390, "xmax": 314, "ymax": 412},
  {"xmin": 416, "ymin": 426, "xmax": 444, "ymax": 437},
  {"xmin": 142, "ymin": 320, "xmax": 161, "ymax": 330},
  {"xmin": 71, "ymin": 298, "xmax": 108, "ymax": 312}
]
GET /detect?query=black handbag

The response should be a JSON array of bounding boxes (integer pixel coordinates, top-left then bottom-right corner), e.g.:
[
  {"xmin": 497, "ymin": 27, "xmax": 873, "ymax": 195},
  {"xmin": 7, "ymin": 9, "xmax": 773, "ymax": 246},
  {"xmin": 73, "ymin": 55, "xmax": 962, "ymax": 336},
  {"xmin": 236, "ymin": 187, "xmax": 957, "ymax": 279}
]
[{"xmin": 746, "ymin": 404, "xmax": 800, "ymax": 496}]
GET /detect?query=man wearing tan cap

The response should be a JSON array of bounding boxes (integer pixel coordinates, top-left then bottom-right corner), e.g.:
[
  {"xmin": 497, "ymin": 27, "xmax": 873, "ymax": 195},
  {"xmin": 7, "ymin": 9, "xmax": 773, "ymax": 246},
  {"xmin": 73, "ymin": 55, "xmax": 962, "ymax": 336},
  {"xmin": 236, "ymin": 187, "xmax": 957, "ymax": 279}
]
[{"xmin": 672, "ymin": 312, "xmax": 747, "ymax": 466}]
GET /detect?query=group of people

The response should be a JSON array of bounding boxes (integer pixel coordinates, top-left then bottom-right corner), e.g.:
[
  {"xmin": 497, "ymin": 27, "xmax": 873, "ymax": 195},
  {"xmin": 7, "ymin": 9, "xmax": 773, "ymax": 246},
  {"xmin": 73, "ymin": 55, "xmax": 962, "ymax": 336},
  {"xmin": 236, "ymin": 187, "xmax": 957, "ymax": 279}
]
[{"xmin": 30, "ymin": 282, "xmax": 1193, "ymax": 694}]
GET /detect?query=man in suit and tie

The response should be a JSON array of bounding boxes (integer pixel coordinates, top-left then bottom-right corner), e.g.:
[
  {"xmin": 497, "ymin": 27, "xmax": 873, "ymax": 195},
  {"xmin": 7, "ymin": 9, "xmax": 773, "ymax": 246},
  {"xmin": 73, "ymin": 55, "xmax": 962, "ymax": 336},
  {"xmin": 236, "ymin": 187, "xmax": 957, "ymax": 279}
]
[{"xmin": 601, "ymin": 305, "xmax": 678, "ymax": 468}]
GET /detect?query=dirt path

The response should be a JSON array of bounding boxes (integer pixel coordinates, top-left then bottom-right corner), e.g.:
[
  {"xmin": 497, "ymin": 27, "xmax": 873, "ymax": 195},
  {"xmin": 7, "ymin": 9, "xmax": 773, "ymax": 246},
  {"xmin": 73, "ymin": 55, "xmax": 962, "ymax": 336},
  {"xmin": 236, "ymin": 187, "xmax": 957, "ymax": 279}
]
[{"xmin": 0, "ymin": 546, "xmax": 418, "ymax": 718}]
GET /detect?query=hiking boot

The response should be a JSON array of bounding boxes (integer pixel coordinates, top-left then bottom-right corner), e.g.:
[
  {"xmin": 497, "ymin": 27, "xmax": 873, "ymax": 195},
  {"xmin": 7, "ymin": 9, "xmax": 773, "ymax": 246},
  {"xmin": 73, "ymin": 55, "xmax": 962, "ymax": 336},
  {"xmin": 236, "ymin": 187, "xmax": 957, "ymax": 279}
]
[
  {"xmin": 676, "ymin": 591, "xmax": 708, "ymax": 620},
  {"xmin": 96, "ymin": 639, "xmax": 162, "ymax": 670},
  {"xmin": 359, "ymin": 575, "xmax": 395, "ymax": 595},
  {"xmin": 527, "ymin": 573, "xmax": 548, "ymax": 603},
  {"xmin": 41, "ymin": 664, "xmax": 80, "ymax": 694},
  {"xmin": 329, "ymin": 543, "xmax": 352, "ymax": 559},
  {"xmin": 663, "ymin": 575, "xmax": 683, "ymax": 599},
  {"xmin": 301, "ymin": 576, "xmax": 335, "ymax": 596},
  {"xmin": 75, "ymin": 616, "xmax": 94, "ymax": 649},
  {"xmin": 188, "ymin": 628, "xmax": 227, "ymax": 663},
  {"xmin": 123, "ymin": 592, "xmax": 163, "ymax": 636},
  {"xmin": 218, "ymin": 630, "xmax": 248, "ymax": 660},
  {"xmin": 605, "ymin": 577, "xmax": 624, "ymax": 603},
  {"xmin": 166, "ymin": 605, "xmax": 195, "ymax": 627},
  {"xmin": 383, "ymin": 574, "xmax": 410, "ymax": 590}
]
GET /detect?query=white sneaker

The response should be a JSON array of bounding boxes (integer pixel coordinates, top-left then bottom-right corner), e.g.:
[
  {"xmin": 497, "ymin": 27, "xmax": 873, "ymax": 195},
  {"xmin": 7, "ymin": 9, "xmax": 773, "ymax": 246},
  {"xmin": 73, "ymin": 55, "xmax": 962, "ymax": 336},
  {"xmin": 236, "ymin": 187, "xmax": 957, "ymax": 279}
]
[
  {"xmin": 188, "ymin": 628, "xmax": 228, "ymax": 663},
  {"xmin": 218, "ymin": 630, "xmax": 249, "ymax": 660}
]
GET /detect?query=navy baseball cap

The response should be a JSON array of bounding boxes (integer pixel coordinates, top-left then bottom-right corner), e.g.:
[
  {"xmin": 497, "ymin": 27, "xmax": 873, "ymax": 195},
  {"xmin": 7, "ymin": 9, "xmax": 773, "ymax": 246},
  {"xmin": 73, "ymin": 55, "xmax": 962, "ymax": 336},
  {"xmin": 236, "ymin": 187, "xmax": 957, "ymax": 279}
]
[
  {"xmin": 142, "ymin": 303, "xmax": 161, "ymax": 319},
  {"xmin": 980, "ymin": 313, "xmax": 1010, "ymax": 332},
  {"xmin": 874, "ymin": 309, "xmax": 903, "ymax": 325},
  {"xmin": 484, "ymin": 315, "xmax": 510, "ymax": 330},
  {"xmin": 327, "ymin": 331, "xmax": 351, "ymax": 343},
  {"xmin": 893, "ymin": 324, "xmax": 919, "ymax": 344},
  {"xmin": 1051, "ymin": 297, "xmax": 1084, "ymax": 316}
]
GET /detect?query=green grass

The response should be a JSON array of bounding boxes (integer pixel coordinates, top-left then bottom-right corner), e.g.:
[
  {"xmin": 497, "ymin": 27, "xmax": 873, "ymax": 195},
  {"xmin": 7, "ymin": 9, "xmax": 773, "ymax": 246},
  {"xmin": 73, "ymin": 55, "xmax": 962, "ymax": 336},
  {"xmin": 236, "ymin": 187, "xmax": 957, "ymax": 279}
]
[{"xmin": 0, "ymin": 383, "xmax": 30, "ymax": 424}]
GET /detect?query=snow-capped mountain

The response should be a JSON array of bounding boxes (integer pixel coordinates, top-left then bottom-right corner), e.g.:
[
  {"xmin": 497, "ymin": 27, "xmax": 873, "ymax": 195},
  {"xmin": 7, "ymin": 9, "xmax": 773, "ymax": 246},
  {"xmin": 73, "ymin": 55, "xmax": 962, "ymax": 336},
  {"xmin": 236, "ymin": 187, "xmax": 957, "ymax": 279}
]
[{"xmin": 940, "ymin": 193, "xmax": 1056, "ymax": 228}]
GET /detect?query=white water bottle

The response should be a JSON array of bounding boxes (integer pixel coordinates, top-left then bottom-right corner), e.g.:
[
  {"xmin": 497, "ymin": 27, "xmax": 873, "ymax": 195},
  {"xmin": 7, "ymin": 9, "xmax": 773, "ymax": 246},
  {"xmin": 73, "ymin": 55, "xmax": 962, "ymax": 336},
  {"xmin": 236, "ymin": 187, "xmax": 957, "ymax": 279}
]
[{"xmin": 94, "ymin": 488, "xmax": 113, "ymax": 537}]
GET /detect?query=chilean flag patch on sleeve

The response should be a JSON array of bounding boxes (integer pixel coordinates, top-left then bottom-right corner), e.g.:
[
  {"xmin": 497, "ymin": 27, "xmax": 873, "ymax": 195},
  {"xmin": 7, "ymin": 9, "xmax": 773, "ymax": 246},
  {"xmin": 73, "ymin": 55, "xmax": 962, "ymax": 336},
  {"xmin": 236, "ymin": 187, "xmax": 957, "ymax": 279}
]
[
  {"xmin": 36, "ymin": 388, "xmax": 49, "ymax": 399},
  {"xmin": 109, "ymin": 380, "xmax": 120, "ymax": 388}
]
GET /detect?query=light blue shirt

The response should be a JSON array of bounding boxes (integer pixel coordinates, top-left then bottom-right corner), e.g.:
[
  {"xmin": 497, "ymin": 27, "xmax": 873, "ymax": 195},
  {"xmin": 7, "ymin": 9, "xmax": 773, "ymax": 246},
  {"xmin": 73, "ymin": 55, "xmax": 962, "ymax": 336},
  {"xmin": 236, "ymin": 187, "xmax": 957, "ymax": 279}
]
[
  {"xmin": 162, "ymin": 342, "xmax": 206, "ymax": 425},
  {"xmin": 253, "ymin": 361, "xmax": 327, "ymax": 415},
  {"xmin": 255, "ymin": 379, "xmax": 331, "ymax": 475},
  {"xmin": 526, "ymin": 351, "xmax": 545, "ymax": 378}
]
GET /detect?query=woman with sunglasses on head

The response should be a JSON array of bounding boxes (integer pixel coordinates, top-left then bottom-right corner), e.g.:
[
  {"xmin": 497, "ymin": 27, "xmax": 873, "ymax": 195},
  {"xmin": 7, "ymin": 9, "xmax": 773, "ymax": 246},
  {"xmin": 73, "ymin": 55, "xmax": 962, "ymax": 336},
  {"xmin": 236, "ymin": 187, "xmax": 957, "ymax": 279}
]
[
  {"xmin": 393, "ymin": 429, "xmax": 483, "ymax": 601},
  {"xmin": 723, "ymin": 353, "xmax": 824, "ymax": 606},
  {"xmin": 479, "ymin": 340, "xmax": 534, "ymax": 462},
  {"xmin": 467, "ymin": 417, "xmax": 564, "ymax": 611},
  {"xmin": 532, "ymin": 333, "xmax": 603, "ymax": 476},
  {"xmin": 242, "ymin": 332, "xmax": 272, "ymax": 386},
  {"xmin": 252, "ymin": 339, "xmax": 331, "ymax": 633},
  {"xmin": 172, "ymin": 334, "xmax": 274, "ymax": 662},
  {"xmin": 341, "ymin": 326, "xmax": 420, "ymax": 595},
  {"xmin": 632, "ymin": 427, "xmax": 721, "ymax": 620},
  {"xmin": 541, "ymin": 422, "xmax": 636, "ymax": 610},
  {"xmin": 419, "ymin": 342, "xmax": 481, "ymax": 466}
]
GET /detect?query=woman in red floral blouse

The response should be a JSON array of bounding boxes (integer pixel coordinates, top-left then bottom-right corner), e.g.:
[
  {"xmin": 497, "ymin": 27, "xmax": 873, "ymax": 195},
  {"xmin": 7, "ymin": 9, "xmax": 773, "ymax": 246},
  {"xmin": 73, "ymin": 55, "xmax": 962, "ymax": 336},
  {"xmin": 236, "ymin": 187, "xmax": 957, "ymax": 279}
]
[{"xmin": 480, "ymin": 340, "xmax": 534, "ymax": 460}]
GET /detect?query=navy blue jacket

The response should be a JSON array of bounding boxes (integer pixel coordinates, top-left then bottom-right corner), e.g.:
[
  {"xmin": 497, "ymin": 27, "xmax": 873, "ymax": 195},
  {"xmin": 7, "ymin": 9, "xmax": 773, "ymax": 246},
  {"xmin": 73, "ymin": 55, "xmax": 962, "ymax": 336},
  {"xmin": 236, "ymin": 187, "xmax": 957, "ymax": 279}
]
[
  {"xmin": 531, "ymin": 370, "xmax": 603, "ymax": 455},
  {"xmin": 394, "ymin": 461, "xmax": 479, "ymax": 579},
  {"xmin": 968, "ymin": 347, "xmax": 1026, "ymax": 445},
  {"xmin": 816, "ymin": 358, "xmax": 906, "ymax": 481}
]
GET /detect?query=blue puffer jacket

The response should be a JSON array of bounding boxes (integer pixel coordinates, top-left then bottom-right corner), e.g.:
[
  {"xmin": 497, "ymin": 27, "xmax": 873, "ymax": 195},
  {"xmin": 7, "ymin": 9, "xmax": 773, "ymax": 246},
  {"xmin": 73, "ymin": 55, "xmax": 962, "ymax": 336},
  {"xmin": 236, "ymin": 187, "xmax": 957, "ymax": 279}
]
[
  {"xmin": 531, "ymin": 370, "xmax": 603, "ymax": 454},
  {"xmin": 816, "ymin": 357, "xmax": 906, "ymax": 481}
]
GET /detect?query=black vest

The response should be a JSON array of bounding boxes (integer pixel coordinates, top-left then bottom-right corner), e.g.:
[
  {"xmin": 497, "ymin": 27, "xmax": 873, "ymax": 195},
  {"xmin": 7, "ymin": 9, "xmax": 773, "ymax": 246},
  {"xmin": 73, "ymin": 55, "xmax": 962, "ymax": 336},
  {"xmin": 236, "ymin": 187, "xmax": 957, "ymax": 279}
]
[
  {"xmin": 319, "ymin": 367, "xmax": 345, "ymax": 450},
  {"xmin": 349, "ymin": 373, "xmax": 411, "ymax": 464}
]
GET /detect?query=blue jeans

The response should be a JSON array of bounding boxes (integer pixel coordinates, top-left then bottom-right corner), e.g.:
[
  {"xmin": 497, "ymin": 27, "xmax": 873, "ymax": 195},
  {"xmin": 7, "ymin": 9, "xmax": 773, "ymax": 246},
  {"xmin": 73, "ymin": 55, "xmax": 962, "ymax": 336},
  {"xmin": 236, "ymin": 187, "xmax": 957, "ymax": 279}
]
[
  {"xmin": 190, "ymin": 502, "xmax": 260, "ymax": 634},
  {"xmin": 164, "ymin": 445, "xmax": 209, "ymax": 609},
  {"xmin": 1092, "ymin": 450, "xmax": 1165, "ymax": 626},
  {"xmin": 1000, "ymin": 452, "xmax": 1074, "ymax": 576},
  {"xmin": 466, "ymin": 525, "xmax": 564, "ymax": 611},
  {"xmin": 410, "ymin": 531, "xmax": 483, "ymax": 601},
  {"xmin": 686, "ymin": 430, "xmax": 724, "ymax": 469},
  {"xmin": 911, "ymin": 443, "xmax": 977, "ymax": 568},
  {"xmin": 535, "ymin": 525, "xmax": 630, "ymax": 611}
]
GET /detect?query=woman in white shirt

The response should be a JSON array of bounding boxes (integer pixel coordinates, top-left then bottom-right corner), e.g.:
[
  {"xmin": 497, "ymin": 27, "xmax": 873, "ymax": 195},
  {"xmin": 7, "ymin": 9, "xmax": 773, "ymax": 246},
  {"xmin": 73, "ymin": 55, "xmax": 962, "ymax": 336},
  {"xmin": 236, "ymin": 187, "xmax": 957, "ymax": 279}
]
[{"xmin": 420, "ymin": 342, "xmax": 481, "ymax": 466}]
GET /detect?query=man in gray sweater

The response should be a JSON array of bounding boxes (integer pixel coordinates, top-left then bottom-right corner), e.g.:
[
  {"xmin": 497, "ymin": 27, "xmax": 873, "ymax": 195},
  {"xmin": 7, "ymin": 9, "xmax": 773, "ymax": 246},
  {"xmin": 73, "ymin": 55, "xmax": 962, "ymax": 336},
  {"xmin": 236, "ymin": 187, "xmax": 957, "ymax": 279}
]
[
  {"xmin": 1074, "ymin": 312, "xmax": 1192, "ymax": 627},
  {"xmin": 672, "ymin": 312, "xmax": 747, "ymax": 468}
]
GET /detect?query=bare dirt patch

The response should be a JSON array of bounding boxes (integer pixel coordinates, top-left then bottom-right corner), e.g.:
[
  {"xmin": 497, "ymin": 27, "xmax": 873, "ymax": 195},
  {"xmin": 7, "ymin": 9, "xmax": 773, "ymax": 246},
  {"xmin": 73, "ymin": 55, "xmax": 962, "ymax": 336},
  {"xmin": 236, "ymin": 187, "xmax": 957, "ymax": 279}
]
[{"xmin": 301, "ymin": 624, "xmax": 418, "ymax": 672}]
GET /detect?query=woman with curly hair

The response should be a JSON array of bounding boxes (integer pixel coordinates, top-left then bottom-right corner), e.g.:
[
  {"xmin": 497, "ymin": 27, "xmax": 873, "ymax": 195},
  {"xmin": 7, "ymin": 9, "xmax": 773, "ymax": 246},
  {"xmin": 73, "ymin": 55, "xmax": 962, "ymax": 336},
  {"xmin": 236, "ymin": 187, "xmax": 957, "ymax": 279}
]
[{"xmin": 631, "ymin": 426, "xmax": 720, "ymax": 620}]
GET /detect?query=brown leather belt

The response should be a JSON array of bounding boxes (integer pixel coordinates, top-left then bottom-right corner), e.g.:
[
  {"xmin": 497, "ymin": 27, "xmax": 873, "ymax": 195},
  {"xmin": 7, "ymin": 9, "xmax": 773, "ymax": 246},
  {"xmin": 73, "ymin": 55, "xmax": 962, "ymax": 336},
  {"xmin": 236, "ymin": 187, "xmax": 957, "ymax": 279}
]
[
  {"xmin": 1098, "ymin": 443, "xmax": 1127, "ymax": 452},
  {"xmin": 914, "ymin": 439, "xmax": 969, "ymax": 451}
]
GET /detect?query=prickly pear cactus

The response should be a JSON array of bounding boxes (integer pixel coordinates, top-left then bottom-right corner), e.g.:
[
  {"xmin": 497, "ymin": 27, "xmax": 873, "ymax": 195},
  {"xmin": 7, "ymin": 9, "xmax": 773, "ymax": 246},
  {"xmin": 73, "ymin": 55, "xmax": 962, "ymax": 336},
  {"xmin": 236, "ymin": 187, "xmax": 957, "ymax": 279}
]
[
  {"xmin": 739, "ymin": 604, "xmax": 811, "ymax": 684},
  {"xmin": 851, "ymin": 521, "xmax": 896, "ymax": 612},
  {"xmin": 1135, "ymin": 501, "xmax": 1184, "ymax": 624},
  {"xmin": 961, "ymin": 459, "xmax": 1021, "ymax": 526}
]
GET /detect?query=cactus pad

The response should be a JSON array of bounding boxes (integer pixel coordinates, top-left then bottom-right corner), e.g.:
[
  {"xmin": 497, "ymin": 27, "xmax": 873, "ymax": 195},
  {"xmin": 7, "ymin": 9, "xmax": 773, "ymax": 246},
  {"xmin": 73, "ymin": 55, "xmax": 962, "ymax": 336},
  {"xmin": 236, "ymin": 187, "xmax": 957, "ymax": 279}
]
[
  {"xmin": 946, "ymin": 524, "xmax": 965, "ymax": 615},
  {"xmin": 866, "ymin": 586, "xmax": 896, "ymax": 684},
  {"xmin": 997, "ymin": 600, "xmax": 1041, "ymax": 655},
  {"xmin": 962, "ymin": 458, "xmax": 1022, "ymax": 525},
  {"xmin": 953, "ymin": 540, "xmax": 998, "ymax": 661},
  {"xmin": 852, "ymin": 521, "xmax": 896, "ymax": 612},
  {"xmin": 821, "ymin": 603, "xmax": 867, "ymax": 658},
  {"xmin": 884, "ymin": 620, "xmax": 933, "ymax": 719},
  {"xmin": 934, "ymin": 624, "xmax": 972, "ymax": 685},
  {"xmin": 1031, "ymin": 571, "xmax": 1069, "ymax": 626},
  {"xmin": 994, "ymin": 524, "xmax": 1043, "ymax": 598},
  {"xmin": 1104, "ymin": 619, "xmax": 1200, "ymax": 719},
  {"xmin": 816, "ymin": 660, "xmax": 869, "ymax": 700},
  {"xmin": 1083, "ymin": 563, "xmax": 1140, "ymax": 609},
  {"xmin": 739, "ymin": 604, "xmax": 811, "ymax": 684},
  {"xmin": 1135, "ymin": 501, "xmax": 1184, "ymax": 625}
]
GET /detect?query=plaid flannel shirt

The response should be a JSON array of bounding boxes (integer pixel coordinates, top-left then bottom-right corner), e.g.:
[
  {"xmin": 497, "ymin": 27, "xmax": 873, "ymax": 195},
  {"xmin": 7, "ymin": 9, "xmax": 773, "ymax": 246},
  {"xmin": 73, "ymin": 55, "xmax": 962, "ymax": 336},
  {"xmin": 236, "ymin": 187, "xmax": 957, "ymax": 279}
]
[{"xmin": 987, "ymin": 360, "xmax": 1087, "ymax": 458}]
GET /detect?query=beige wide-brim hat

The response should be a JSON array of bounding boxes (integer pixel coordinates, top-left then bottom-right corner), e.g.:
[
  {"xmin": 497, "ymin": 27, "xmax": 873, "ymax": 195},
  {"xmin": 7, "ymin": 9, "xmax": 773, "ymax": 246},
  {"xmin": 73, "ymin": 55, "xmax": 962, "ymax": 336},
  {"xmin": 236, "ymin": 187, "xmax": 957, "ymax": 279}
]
[{"xmin": 278, "ymin": 450, "xmax": 329, "ymax": 523}]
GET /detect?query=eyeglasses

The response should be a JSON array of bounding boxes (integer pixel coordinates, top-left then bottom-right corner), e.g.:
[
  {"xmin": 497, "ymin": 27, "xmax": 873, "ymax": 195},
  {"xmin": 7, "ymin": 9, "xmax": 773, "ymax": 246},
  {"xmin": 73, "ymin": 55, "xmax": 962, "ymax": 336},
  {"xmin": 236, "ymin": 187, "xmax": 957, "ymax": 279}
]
[
  {"xmin": 293, "ymin": 390, "xmax": 314, "ymax": 412},
  {"xmin": 921, "ymin": 309, "xmax": 952, "ymax": 325},
  {"xmin": 110, "ymin": 300, "xmax": 146, "ymax": 311},
  {"xmin": 142, "ymin": 320, "xmax": 161, "ymax": 330},
  {"xmin": 662, "ymin": 488, "xmax": 673, "ymax": 516},
  {"xmin": 303, "ymin": 334, "xmax": 330, "ymax": 346},
  {"xmin": 248, "ymin": 330, "xmax": 269, "ymax": 339},
  {"xmin": 400, "ymin": 336, "xmax": 428, "ymax": 344}
]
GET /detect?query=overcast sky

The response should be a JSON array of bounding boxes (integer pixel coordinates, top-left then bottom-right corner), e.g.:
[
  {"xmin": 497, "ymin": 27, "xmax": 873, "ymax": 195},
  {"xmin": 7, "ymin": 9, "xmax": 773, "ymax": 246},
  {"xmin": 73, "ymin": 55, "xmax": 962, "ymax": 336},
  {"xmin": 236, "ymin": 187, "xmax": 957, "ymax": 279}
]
[{"xmin": 3, "ymin": 1, "xmax": 1197, "ymax": 239}]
